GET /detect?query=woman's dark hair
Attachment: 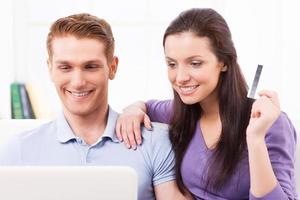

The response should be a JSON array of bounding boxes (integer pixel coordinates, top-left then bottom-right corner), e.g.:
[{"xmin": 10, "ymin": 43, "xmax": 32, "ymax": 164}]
[{"xmin": 163, "ymin": 8, "xmax": 253, "ymax": 193}]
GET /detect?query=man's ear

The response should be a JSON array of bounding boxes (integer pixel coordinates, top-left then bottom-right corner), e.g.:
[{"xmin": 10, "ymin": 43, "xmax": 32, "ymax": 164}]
[
  {"xmin": 47, "ymin": 58, "xmax": 54, "ymax": 82},
  {"xmin": 109, "ymin": 56, "xmax": 118, "ymax": 80}
]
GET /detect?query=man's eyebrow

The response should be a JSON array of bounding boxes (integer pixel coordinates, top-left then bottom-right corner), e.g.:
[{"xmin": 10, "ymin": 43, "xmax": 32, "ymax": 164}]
[
  {"xmin": 54, "ymin": 60, "xmax": 105, "ymax": 65},
  {"xmin": 83, "ymin": 60, "xmax": 104, "ymax": 65},
  {"xmin": 54, "ymin": 60, "xmax": 70, "ymax": 65},
  {"xmin": 165, "ymin": 56, "xmax": 176, "ymax": 61}
]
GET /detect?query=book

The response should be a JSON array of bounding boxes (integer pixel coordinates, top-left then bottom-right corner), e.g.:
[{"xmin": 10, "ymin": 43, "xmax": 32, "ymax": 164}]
[
  {"xmin": 10, "ymin": 83, "xmax": 24, "ymax": 119},
  {"xmin": 19, "ymin": 83, "xmax": 35, "ymax": 119},
  {"xmin": 25, "ymin": 84, "xmax": 54, "ymax": 119}
]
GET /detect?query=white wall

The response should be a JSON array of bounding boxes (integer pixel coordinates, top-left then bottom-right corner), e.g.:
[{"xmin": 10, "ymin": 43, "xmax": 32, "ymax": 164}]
[
  {"xmin": 0, "ymin": 1, "xmax": 14, "ymax": 119},
  {"xmin": 0, "ymin": 0, "xmax": 299, "ymax": 131}
]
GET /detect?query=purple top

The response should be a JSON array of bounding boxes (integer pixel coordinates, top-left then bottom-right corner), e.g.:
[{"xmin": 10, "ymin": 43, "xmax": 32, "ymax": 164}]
[{"xmin": 146, "ymin": 99, "xmax": 297, "ymax": 200}]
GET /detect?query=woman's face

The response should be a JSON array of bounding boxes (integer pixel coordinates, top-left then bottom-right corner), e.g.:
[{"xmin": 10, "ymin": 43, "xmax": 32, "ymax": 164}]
[{"xmin": 164, "ymin": 32, "xmax": 225, "ymax": 105}]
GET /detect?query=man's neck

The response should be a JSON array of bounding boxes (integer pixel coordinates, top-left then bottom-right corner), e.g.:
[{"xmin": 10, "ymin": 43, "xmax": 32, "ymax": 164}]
[{"xmin": 63, "ymin": 106, "xmax": 109, "ymax": 145}]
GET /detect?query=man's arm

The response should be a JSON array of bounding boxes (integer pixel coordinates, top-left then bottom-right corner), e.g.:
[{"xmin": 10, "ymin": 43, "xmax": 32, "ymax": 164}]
[
  {"xmin": 148, "ymin": 122, "xmax": 193, "ymax": 200},
  {"xmin": 154, "ymin": 180, "xmax": 193, "ymax": 200}
]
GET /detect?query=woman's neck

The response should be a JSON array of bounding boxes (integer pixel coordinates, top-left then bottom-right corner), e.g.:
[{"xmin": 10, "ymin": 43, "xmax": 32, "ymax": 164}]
[
  {"xmin": 199, "ymin": 92, "xmax": 222, "ymax": 149},
  {"xmin": 200, "ymin": 90, "xmax": 220, "ymax": 119}
]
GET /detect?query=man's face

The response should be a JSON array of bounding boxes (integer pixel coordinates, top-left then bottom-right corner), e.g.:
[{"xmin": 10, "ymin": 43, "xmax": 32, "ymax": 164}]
[{"xmin": 48, "ymin": 36, "xmax": 117, "ymax": 117}]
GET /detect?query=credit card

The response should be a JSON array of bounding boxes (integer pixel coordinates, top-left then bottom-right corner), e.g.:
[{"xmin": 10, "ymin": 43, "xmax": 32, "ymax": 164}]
[{"xmin": 248, "ymin": 64, "xmax": 263, "ymax": 99}]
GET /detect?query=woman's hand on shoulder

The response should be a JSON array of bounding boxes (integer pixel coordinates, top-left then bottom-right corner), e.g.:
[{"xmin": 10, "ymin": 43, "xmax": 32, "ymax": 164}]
[
  {"xmin": 116, "ymin": 101, "xmax": 152, "ymax": 149},
  {"xmin": 246, "ymin": 90, "xmax": 281, "ymax": 141}
]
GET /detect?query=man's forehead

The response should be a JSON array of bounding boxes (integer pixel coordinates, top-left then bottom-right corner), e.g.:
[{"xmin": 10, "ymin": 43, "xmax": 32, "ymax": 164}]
[
  {"xmin": 53, "ymin": 35, "xmax": 104, "ymax": 45},
  {"xmin": 51, "ymin": 37, "xmax": 105, "ymax": 55}
]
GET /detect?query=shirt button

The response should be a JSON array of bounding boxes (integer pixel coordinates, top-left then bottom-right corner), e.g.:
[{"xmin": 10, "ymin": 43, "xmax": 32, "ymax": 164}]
[{"xmin": 75, "ymin": 137, "xmax": 82, "ymax": 143}]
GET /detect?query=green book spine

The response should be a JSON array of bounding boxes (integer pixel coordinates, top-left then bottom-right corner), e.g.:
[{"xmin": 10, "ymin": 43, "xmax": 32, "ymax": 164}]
[
  {"xmin": 10, "ymin": 83, "xmax": 24, "ymax": 119},
  {"xmin": 19, "ymin": 83, "xmax": 35, "ymax": 119}
]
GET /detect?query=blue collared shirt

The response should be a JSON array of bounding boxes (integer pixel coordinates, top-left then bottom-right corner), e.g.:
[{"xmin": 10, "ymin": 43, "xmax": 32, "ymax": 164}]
[{"xmin": 0, "ymin": 107, "xmax": 176, "ymax": 200}]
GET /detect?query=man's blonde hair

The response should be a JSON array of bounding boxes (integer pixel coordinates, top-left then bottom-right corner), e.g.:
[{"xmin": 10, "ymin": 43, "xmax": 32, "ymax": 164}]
[{"xmin": 47, "ymin": 13, "xmax": 115, "ymax": 61}]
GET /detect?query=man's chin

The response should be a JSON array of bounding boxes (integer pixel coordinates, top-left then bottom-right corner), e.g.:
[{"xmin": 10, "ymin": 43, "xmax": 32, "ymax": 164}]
[{"xmin": 64, "ymin": 107, "xmax": 93, "ymax": 117}]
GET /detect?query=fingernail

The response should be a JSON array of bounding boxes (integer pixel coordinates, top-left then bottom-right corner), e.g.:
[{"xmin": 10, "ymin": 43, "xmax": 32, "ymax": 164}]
[
  {"xmin": 137, "ymin": 139, "xmax": 142, "ymax": 145},
  {"xmin": 132, "ymin": 145, "xmax": 136, "ymax": 150}
]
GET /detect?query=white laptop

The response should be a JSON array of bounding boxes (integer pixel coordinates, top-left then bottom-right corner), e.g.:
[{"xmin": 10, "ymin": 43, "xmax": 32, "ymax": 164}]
[{"xmin": 0, "ymin": 166, "xmax": 137, "ymax": 200}]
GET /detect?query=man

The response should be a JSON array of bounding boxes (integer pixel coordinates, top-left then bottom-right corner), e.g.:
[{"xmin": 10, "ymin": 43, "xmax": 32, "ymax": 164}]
[{"xmin": 0, "ymin": 13, "xmax": 188, "ymax": 200}]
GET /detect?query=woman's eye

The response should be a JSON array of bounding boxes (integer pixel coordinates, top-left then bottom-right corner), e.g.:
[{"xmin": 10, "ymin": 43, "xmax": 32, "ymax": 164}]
[{"xmin": 191, "ymin": 61, "xmax": 202, "ymax": 67}]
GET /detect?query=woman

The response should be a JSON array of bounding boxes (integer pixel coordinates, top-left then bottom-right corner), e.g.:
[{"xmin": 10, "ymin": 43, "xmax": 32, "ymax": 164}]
[{"xmin": 117, "ymin": 8, "xmax": 297, "ymax": 199}]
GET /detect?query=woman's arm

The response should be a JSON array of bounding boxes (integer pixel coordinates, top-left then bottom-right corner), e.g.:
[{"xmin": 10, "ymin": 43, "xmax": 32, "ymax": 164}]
[
  {"xmin": 116, "ymin": 99, "xmax": 173, "ymax": 149},
  {"xmin": 116, "ymin": 101, "xmax": 151, "ymax": 149},
  {"xmin": 247, "ymin": 90, "xmax": 296, "ymax": 199}
]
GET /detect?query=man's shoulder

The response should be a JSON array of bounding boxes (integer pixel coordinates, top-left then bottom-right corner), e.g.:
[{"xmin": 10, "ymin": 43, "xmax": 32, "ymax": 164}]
[
  {"xmin": 11, "ymin": 120, "xmax": 55, "ymax": 144},
  {"xmin": 141, "ymin": 122, "xmax": 169, "ymax": 139},
  {"xmin": 151, "ymin": 122, "xmax": 169, "ymax": 131},
  {"xmin": 0, "ymin": 120, "xmax": 56, "ymax": 165},
  {"xmin": 139, "ymin": 122, "xmax": 171, "ymax": 149},
  {"xmin": 138, "ymin": 122, "xmax": 176, "ymax": 187}
]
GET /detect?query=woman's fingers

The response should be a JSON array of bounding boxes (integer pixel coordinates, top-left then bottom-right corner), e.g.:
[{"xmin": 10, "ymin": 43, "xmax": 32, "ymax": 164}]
[
  {"xmin": 116, "ymin": 116, "xmax": 145, "ymax": 149},
  {"xmin": 258, "ymin": 90, "xmax": 280, "ymax": 108},
  {"xmin": 116, "ymin": 103, "xmax": 150, "ymax": 149},
  {"xmin": 133, "ymin": 119, "xmax": 142, "ymax": 145},
  {"xmin": 116, "ymin": 119, "xmax": 123, "ymax": 142},
  {"xmin": 121, "ymin": 123, "xmax": 131, "ymax": 149},
  {"xmin": 126, "ymin": 120, "xmax": 138, "ymax": 149},
  {"xmin": 144, "ymin": 114, "xmax": 152, "ymax": 130}
]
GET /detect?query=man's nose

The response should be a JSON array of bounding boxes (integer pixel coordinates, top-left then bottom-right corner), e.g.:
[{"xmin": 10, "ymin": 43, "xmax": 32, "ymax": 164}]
[{"xmin": 71, "ymin": 70, "xmax": 86, "ymax": 88}]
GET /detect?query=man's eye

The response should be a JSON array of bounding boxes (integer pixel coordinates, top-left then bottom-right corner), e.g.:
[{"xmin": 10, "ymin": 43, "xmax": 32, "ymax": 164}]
[
  {"xmin": 58, "ymin": 65, "xmax": 70, "ymax": 70},
  {"xmin": 85, "ymin": 64, "xmax": 99, "ymax": 69},
  {"xmin": 167, "ymin": 62, "xmax": 176, "ymax": 69}
]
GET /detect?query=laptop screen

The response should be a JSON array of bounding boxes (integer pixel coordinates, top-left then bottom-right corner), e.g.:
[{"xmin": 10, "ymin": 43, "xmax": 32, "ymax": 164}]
[{"xmin": 0, "ymin": 166, "xmax": 137, "ymax": 200}]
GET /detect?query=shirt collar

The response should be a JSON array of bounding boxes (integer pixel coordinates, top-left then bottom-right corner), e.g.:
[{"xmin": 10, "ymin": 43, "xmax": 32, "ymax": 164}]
[
  {"xmin": 55, "ymin": 111, "xmax": 76, "ymax": 143},
  {"xmin": 101, "ymin": 107, "xmax": 120, "ymax": 143},
  {"xmin": 55, "ymin": 106, "xmax": 120, "ymax": 144}
]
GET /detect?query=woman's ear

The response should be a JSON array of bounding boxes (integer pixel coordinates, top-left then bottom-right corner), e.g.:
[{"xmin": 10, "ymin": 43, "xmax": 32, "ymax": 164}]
[
  {"xmin": 109, "ymin": 56, "xmax": 119, "ymax": 80},
  {"xmin": 221, "ymin": 65, "xmax": 228, "ymax": 72}
]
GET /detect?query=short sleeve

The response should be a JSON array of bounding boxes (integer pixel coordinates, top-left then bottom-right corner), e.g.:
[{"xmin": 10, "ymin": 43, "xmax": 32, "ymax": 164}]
[
  {"xmin": 146, "ymin": 122, "xmax": 176, "ymax": 186},
  {"xmin": 250, "ymin": 112, "xmax": 297, "ymax": 199},
  {"xmin": 146, "ymin": 99, "xmax": 173, "ymax": 123}
]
